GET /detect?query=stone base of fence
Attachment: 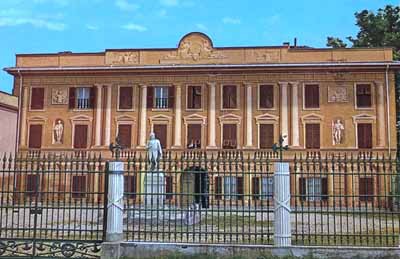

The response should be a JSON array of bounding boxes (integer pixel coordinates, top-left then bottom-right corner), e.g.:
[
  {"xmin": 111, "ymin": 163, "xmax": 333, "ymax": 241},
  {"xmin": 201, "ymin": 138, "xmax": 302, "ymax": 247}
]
[{"xmin": 102, "ymin": 242, "xmax": 400, "ymax": 259}]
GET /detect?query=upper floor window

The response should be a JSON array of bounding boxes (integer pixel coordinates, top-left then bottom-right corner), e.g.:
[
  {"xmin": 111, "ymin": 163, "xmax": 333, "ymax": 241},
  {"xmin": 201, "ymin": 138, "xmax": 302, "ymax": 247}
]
[
  {"xmin": 73, "ymin": 124, "xmax": 88, "ymax": 149},
  {"xmin": 305, "ymin": 123, "xmax": 320, "ymax": 149},
  {"xmin": 304, "ymin": 84, "xmax": 319, "ymax": 109},
  {"xmin": 147, "ymin": 86, "xmax": 174, "ymax": 109},
  {"xmin": 28, "ymin": 124, "xmax": 42, "ymax": 148},
  {"xmin": 187, "ymin": 85, "xmax": 202, "ymax": 109},
  {"xmin": 259, "ymin": 124, "xmax": 274, "ymax": 149},
  {"xmin": 259, "ymin": 85, "xmax": 274, "ymax": 109},
  {"xmin": 118, "ymin": 124, "xmax": 132, "ymax": 148},
  {"xmin": 357, "ymin": 123, "xmax": 372, "ymax": 148},
  {"xmin": 30, "ymin": 87, "xmax": 44, "ymax": 110},
  {"xmin": 69, "ymin": 87, "xmax": 95, "ymax": 109},
  {"xmin": 119, "ymin": 86, "xmax": 133, "ymax": 110},
  {"xmin": 222, "ymin": 124, "xmax": 237, "ymax": 149},
  {"xmin": 356, "ymin": 84, "xmax": 372, "ymax": 108},
  {"xmin": 222, "ymin": 85, "xmax": 237, "ymax": 109},
  {"xmin": 187, "ymin": 124, "xmax": 201, "ymax": 149}
]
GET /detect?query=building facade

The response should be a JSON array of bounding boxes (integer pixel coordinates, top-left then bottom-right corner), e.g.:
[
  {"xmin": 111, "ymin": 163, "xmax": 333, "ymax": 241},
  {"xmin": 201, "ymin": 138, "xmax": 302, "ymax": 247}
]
[
  {"xmin": 0, "ymin": 91, "xmax": 18, "ymax": 154},
  {"xmin": 4, "ymin": 32, "xmax": 400, "ymax": 206}
]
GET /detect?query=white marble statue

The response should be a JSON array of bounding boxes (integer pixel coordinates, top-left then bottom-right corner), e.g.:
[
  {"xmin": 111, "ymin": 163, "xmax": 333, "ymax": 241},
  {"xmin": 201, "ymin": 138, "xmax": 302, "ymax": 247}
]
[
  {"xmin": 147, "ymin": 132, "xmax": 163, "ymax": 171},
  {"xmin": 332, "ymin": 119, "xmax": 344, "ymax": 145},
  {"xmin": 54, "ymin": 120, "xmax": 64, "ymax": 144}
]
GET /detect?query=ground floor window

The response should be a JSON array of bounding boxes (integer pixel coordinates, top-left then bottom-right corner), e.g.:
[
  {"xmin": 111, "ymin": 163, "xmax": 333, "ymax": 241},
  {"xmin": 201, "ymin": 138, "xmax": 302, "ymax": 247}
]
[
  {"xmin": 224, "ymin": 176, "xmax": 243, "ymax": 200},
  {"xmin": 299, "ymin": 177, "xmax": 328, "ymax": 201},
  {"xmin": 72, "ymin": 175, "xmax": 86, "ymax": 198},
  {"xmin": 359, "ymin": 177, "xmax": 373, "ymax": 202},
  {"xmin": 124, "ymin": 175, "xmax": 137, "ymax": 199},
  {"xmin": 252, "ymin": 176, "xmax": 274, "ymax": 200}
]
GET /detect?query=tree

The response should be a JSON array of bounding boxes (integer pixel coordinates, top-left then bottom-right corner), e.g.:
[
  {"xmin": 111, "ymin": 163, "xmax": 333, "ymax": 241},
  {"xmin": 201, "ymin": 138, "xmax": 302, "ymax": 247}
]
[{"xmin": 326, "ymin": 5, "xmax": 400, "ymax": 60}]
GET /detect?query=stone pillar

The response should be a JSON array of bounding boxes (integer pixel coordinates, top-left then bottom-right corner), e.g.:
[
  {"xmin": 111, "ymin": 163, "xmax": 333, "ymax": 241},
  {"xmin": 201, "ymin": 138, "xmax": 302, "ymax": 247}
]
[
  {"xmin": 139, "ymin": 84, "xmax": 148, "ymax": 147},
  {"xmin": 280, "ymin": 82, "xmax": 289, "ymax": 146},
  {"xmin": 106, "ymin": 161, "xmax": 124, "ymax": 242},
  {"xmin": 207, "ymin": 82, "xmax": 217, "ymax": 149},
  {"xmin": 290, "ymin": 82, "xmax": 300, "ymax": 147},
  {"xmin": 274, "ymin": 162, "xmax": 291, "ymax": 246},
  {"xmin": 375, "ymin": 81, "xmax": 386, "ymax": 147},
  {"xmin": 20, "ymin": 86, "xmax": 29, "ymax": 147},
  {"xmin": 95, "ymin": 84, "xmax": 103, "ymax": 146},
  {"xmin": 104, "ymin": 85, "xmax": 112, "ymax": 146},
  {"xmin": 244, "ymin": 83, "xmax": 253, "ymax": 148},
  {"xmin": 173, "ymin": 84, "xmax": 182, "ymax": 148}
]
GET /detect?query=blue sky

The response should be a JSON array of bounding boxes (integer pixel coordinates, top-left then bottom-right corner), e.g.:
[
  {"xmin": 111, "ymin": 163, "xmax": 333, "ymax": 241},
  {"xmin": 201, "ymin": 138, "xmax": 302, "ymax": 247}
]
[{"xmin": 0, "ymin": 0, "xmax": 398, "ymax": 94}]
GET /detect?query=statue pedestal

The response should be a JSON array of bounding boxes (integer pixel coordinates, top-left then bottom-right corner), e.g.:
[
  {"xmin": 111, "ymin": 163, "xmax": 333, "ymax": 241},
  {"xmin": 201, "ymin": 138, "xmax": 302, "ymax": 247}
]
[{"xmin": 144, "ymin": 171, "xmax": 165, "ymax": 207}]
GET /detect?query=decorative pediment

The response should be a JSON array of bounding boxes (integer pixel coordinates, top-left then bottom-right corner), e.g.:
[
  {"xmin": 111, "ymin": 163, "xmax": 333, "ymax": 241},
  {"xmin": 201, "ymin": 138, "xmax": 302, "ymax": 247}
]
[
  {"xmin": 255, "ymin": 113, "xmax": 279, "ymax": 123},
  {"xmin": 160, "ymin": 32, "xmax": 226, "ymax": 64},
  {"xmin": 29, "ymin": 116, "xmax": 47, "ymax": 122},
  {"xmin": 70, "ymin": 115, "xmax": 92, "ymax": 122},
  {"xmin": 218, "ymin": 113, "xmax": 242, "ymax": 124},
  {"xmin": 149, "ymin": 114, "xmax": 172, "ymax": 123},
  {"xmin": 183, "ymin": 114, "xmax": 207, "ymax": 125},
  {"xmin": 115, "ymin": 115, "xmax": 136, "ymax": 122},
  {"xmin": 301, "ymin": 113, "xmax": 323, "ymax": 123},
  {"xmin": 352, "ymin": 113, "xmax": 376, "ymax": 123}
]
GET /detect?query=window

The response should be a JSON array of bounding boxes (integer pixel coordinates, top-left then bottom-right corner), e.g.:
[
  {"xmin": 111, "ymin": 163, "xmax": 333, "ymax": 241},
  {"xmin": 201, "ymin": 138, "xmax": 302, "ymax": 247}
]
[
  {"xmin": 359, "ymin": 177, "xmax": 373, "ymax": 202},
  {"xmin": 252, "ymin": 177, "xmax": 260, "ymax": 200},
  {"xmin": 224, "ymin": 176, "xmax": 237, "ymax": 200},
  {"xmin": 356, "ymin": 84, "xmax": 372, "ymax": 108},
  {"xmin": 222, "ymin": 124, "xmax": 237, "ymax": 149},
  {"xmin": 124, "ymin": 175, "xmax": 137, "ymax": 199},
  {"xmin": 165, "ymin": 175, "xmax": 173, "ymax": 200},
  {"xmin": 73, "ymin": 125, "xmax": 88, "ymax": 148},
  {"xmin": 26, "ymin": 174, "xmax": 39, "ymax": 197},
  {"xmin": 304, "ymin": 84, "xmax": 319, "ymax": 109},
  {"xmin": 305, "ymin": 124, "xmax": 320, "ymax": 149},
  {"xmin": 147, "ymin": 86, "xmax": 174, "ymax": 109},
  {"xmin": 72, "ymin": 175, "xmax": 86, "ymax": 198},
  {"xmin": 118, "ymin": 124, "xmax": 132, "ymax": 148},
  {"xmin": 187, "ymin": 85, "xmax": 202, "ymax": 109},
  {"xmin": 153, "ymin": 124, "xmax": 167, "ymax": 148},
  {"xmin": 223, "ymin": 85, "xmax": 237, "ymax": 109},
  {"xmin": 30, "ymin": 88, "xmax": 44, "ymax": 110},
  {"xmin": 119, "ymin": 87, "xmax": 133, "ymax": 110},
  {"xmin": 28, "ymin": 124, "xmax": 42, "ymax": 149},
  {"xmin": 69, "ymin": 87, "xmax": 95, "ymax": 109},
  {"xmin": 357, "ymin": 123, "xmax": 372, "ymax": 148},
  {"xmin": 299, "ymin": 177, "xmax": 328, "ymax": 201},
  {"xmin": 259, "ymin": 124, "xmax": 274, "ymax": 149},
  {"xmin": 214, "ymin": 177, "xmax": 222, "ymax": 200},
  {"xmin": 261, "ymin": 177, "xmax": 274, "ymax": 200},
  {"xmin": 187, "ymin": 124, "xmax": 201, "ymax": 149},
  {"xmin": 259, "ymin": 85, "xmax": 274, "ymax": 109}
]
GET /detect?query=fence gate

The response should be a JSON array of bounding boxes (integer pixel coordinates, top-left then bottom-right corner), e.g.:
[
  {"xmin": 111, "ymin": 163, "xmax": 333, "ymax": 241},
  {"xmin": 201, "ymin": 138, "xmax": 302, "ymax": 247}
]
[{"xmin": 0, "ymin": 153, "xmax": 106, "ymax": 258}]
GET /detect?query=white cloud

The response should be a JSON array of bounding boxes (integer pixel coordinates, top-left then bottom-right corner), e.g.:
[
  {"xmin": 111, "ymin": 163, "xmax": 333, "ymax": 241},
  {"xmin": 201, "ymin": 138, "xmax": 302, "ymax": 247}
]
[
  {"xmin": 32, "ymin": 0, "xmax": 70, "ymax": 6},
  {"xmin": 157, "ymin": 9, "xmax": 167, "ymax": 17},
  {"xmin": 222, "ymin": 17, "xmax": 241, "ymax": 25},
  {"xmin": 0, "ymin": 17, "xmax": 66, "ymax": 30},
  {"xmin": 122, "ymin": 23, "xmax": 147, "ymax": 32},
  {"xmin": 195, "ymin": 23, "xmax": 207, "ymax": 31},
  {"xmin": 86, "ymin": 24, "xmax": 99, "ymax": 30},
  {"xmin": 115, "ymin": 0, "xmax": 139, "ymax": 11}
]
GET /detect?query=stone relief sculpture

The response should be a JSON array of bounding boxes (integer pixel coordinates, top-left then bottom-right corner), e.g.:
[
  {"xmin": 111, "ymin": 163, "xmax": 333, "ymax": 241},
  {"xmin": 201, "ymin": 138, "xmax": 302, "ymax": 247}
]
[
  {"xmin": 160, "ymin": 34, "xmax": 226, "ymax": 63},
  {"xmin": 106, "ymin": 51, "xmax": 139, "ymax": 65},
  {"xmin": 328, "ymin": 87, "xmax": 348, "ymax": 102},
  {"xmin": 51, "ymin": 88, "xmax": 68, "ymax": 105},
  {"xmin": 147, "ymin": 132, "xmax": 163, "ymax": 171},
  {"xmin": 332, "ymin": 119, "xmax": 345, "ymax": 145},
  {"xmin": 53, "ymin": 119, "xmax": 64, "ymax": 144}
]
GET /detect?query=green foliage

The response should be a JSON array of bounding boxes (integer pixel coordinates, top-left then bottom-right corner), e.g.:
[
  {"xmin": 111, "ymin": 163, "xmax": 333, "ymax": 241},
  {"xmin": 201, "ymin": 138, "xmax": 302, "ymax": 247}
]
[
  {"xmin": 327, "ymin": 5, "xmax": 400, "ymax": 60},
  {"xmin": 326, "ymin": 37, "xmax": 347, "ymax": 48}
]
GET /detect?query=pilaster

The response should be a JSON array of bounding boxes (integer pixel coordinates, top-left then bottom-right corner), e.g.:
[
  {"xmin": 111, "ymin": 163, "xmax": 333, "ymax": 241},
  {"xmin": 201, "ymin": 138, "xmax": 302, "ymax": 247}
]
[
  {"xmin": 279, "ymin": 82, "xmax": 289, "ymax": 146},
  {"xmin": 290, "ymin": 82, "xmax": 300, "ymax": 147},
  {"xmin": 95, "ymin": 84, "xmax": 103, "ymax": 146},
  {"xmin": 104, "ymin": 84, "xmax": 112, "ymax": 146},
  {"xmin": 207, "ymin": 82, "xmax": 217, "ymax": 149},
  {"xmin": 172, "ymin": 84, "xmax": 182, "ymax": 148},
  {"xmin": 375, "ymin": 81, "xmax": 386, "ymax": 147},
  {"xmin": 138, "ymin": 84, "xmax": 148, "ymax": 148}
]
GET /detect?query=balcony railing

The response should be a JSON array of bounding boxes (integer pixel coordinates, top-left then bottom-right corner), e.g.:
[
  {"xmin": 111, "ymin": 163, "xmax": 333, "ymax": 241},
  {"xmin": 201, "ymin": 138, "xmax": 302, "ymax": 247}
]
[
  {"xmin": 155, "ymin": 97, "xmax": 169, "ymax": 109},
  {"xmin": 77, "ymin": 98, "xmax": 90, "ymax": 109}
]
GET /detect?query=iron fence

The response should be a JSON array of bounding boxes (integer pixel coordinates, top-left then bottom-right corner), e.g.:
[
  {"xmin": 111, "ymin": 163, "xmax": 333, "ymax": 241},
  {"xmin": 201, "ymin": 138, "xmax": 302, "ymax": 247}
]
[
  {"xmin": 121, "ymin": 151, "xmax": 400, "ymax": 247},
  {"xmin": 0, "ymin": 153, "xmax": 105, "ymax": 258},
  {"xmin": 0, "ymin": 150, "xmax": 399, "ymax": 258}
]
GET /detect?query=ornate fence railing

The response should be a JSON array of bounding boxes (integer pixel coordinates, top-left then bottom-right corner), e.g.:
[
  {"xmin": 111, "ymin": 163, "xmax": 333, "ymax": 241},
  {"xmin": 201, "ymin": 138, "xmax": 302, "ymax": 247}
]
[{"xmin": 0, "ymin": 150, "xmax": 399, "ymax": 258}]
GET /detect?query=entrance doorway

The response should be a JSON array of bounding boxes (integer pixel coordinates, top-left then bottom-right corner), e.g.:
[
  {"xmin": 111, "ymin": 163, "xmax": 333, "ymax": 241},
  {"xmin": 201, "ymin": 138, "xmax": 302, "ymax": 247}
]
[{"xmin": 180, "ymin": 166, "xmax": 209, "ymax": 208}]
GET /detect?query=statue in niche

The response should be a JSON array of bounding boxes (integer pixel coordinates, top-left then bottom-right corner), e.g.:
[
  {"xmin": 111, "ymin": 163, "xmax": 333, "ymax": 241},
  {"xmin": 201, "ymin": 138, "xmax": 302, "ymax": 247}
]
[
  {"xmin": 332, "ymin": 119, "xmax": 345, "ymax": 145},
  {"xmin": 147, "ymin": 132, "xmax": 163, "ymax": 171},
  {"xmin": 53, "ymin": 119, "xmax": 64, "ymax": 144}
]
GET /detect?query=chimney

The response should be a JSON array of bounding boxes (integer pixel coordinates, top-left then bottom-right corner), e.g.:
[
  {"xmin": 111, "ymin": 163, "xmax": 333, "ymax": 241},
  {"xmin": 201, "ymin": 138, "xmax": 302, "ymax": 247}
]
[
  {"xmin": 294, "ymin": 37, "xmax": 297, "ymax": 47},
  {"xmin": 283, "ymin": 42, "xmax": 290, "ymax": 47}
]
